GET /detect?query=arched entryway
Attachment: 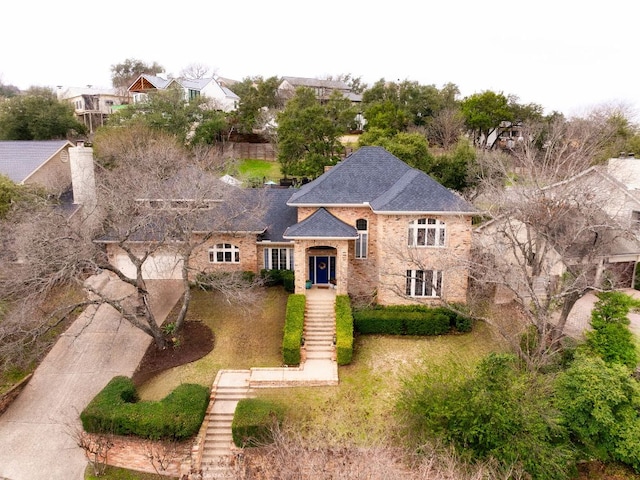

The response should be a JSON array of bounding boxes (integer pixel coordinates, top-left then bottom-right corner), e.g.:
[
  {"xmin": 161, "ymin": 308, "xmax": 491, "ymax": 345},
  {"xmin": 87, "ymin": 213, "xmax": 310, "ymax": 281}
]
[{"xmin": 307, "ymin": 246, "xmax": 337, "ymax": 286}]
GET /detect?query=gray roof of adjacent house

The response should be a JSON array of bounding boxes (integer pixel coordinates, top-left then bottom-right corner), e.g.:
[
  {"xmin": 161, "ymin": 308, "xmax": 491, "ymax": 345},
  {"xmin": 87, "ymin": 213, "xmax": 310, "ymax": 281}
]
[
  {"xmin": 0, "ymin": 140, "xmax": 73, "ymax": 184},
  {"xmin": 287, "ymin": 146, "xmax": 477, "ymax": 214},
  {"xmin": 283, "ymin": 207, "xmax": 359, "ymax": 239}
]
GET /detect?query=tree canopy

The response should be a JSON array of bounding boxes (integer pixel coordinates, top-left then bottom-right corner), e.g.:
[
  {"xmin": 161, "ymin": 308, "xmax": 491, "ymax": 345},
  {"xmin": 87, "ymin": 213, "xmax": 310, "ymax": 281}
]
[
  {"xmin": 106, "ymin": 88, "xmax": 228, "ymax": 146},
  {"xmin": 361, "ymin": 80, "xmax": 461, "ymax": 136},
  {"xmin": 229, "ymin": 76, "xmax": 282, "ymax": 135},
  {"xmin": 0, "ymin": 87, "xmax": 87, "ymax": 140},
  {"xmin": 276, "ymin": 87, "xmax": 356, "ymax": 178}
]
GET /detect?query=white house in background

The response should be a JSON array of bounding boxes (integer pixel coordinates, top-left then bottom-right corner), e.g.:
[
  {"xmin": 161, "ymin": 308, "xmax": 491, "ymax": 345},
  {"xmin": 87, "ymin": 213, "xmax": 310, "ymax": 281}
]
[
  {"xmin": 128, "ymin": 74, "xmax": 240, "ymax": 112},
  {"xmin": 56, "ymin": 86, "xmax": 127, "ymax": 132}
]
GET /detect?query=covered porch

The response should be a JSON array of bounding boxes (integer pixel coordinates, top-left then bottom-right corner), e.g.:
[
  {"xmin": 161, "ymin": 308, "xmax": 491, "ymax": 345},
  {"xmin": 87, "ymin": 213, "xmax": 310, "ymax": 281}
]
[{"xmin": 282, "ymin": 207, "xmax": 359, "ymax": 296}]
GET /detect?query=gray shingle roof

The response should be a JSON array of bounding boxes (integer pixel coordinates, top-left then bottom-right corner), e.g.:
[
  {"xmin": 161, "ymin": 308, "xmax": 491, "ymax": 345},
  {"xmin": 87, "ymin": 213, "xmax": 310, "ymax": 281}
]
[
  {"xmin": 0, "ymin": 140, "xmax": 72, "ymax": 184},
  {"xmin": 287, "ymin": 146, "xmax": 477, "ymax": 214},
  {"xmin": 283, "ymin": 207, "xmax": 359, "ymax": 239}
]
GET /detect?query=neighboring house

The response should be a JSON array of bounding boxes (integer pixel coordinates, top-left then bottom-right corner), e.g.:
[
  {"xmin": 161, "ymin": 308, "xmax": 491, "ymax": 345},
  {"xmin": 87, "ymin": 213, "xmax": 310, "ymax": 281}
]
[
  {"xmin": 128, "ymin": 74, "xmax": 240, "ymax": 112},
  {"xmin": 0, "ymin": 140, "xmax": 97, "ymax": 219},
  {"xmin": 98, "ymin": 146, "xmax": 476, "ymax": 305},
  {"xmin": 475, "ymin": 155, "xmax": 640, "ymax": 304},
  {"xmin": 278, "ymin": 76, "xmax": 362, "ymax": 104},
  {"xmin": 56, "ymin": 86, "xmax": 127, "ymax": 133},
  {"xmin": 0, "ymin": 140, "xmax": 74, "ymax": 193},
  {"xmin": 277, "ymin": 76, "xmax": 365, "ymax": 130}
]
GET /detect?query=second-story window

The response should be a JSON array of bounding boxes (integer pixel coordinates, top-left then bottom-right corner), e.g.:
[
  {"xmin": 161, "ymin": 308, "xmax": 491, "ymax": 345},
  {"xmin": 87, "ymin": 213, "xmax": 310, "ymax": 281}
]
[
  {"xmin": 209, "ymin": 243, "xmax": 240, "ymax": 263},
  {"xmin": 408, "ymin": 218, "xmax": 446, "ymax": 247},
  {"xmin": 355, "ymin": 219, "xmax": 368, "ymax": 259}
]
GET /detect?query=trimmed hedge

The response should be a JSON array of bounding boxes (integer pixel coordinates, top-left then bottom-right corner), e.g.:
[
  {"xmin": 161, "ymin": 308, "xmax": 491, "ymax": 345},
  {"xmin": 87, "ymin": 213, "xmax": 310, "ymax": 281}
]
[
  {"xmin": 232, "ymin": 398, "xmax": 284, "ymax": 447},
  {"xmin": 353, "ymin": 305, "xmax": 472, "ymax": 336},
  {"xmin": 260, "ymin": 269, "xmax": 295, "ymax": 293},
  {"xmin": 80, "ymin": 376, "xmax": 209, "ymax": 441},
  {"xmin": 335, "ymin": 295, "xmax": 354, "ymax": 365},
  {"xmin": 282, "ymin": 294, "xmax": 305, "ymax": 365}
]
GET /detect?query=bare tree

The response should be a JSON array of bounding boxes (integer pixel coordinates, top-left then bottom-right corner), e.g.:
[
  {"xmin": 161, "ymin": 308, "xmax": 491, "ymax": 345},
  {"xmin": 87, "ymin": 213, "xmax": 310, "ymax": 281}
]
[
  {"xmin": 427, "ymin": 108, "xmax": 465, "ymax": 150},
  {"xmin": 180, "ymin": 63, "xmax": 216, "ymax": 80},
  {"xmin": 470, "ymin": 112, "xmax": 638, "ymax": 368},
  {"xmin": 223, "ymin": 424, "xmax": 524, "ymax": 480},
  {"xmin": 0, "ymin": 134, "xmax": 268, "ymax": 352}
]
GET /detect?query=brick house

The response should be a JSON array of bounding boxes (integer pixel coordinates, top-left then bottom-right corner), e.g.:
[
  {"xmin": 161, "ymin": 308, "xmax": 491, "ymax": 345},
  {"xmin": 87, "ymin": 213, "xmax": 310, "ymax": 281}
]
[{"xmin": 101, "ymin": 146, "xmax": 476, "ymax": 305}]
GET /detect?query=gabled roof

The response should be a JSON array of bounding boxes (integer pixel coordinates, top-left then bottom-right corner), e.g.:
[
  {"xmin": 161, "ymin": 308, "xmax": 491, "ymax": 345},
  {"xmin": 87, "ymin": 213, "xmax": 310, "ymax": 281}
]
[
  {"xmin": 128, "ymin": 74, "xmax": 171, "ymax": 92},
  {"xmin": 0, "ymin": 140, "xmax": 73, "ymax": 184},
  {"xmin": 287, "ymin": 146, "xmax": 477, "ymax": 214},
  {"xmin": 283, "ymin": 207, "xmax": 359, "ymax": 240}
]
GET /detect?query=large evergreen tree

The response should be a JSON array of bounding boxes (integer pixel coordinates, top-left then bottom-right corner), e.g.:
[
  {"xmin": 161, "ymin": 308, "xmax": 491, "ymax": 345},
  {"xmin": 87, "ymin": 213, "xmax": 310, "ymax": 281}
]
[
  {"xmin": 276, "ymin": 87, "xmax": 356, "ymax": 178},
  {"xmin": 0, "ymin": 87, "xmax": 86, "ymax": 140}
]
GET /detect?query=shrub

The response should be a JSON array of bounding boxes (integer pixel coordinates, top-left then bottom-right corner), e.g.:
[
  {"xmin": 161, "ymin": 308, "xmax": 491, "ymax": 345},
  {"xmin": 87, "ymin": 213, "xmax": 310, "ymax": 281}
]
[
  {"xmin": 399, "ymin": 353, "xmax": 574, "ymax": 480},
  {"xmin": 335, "ymin": 295, "xmax": 354, "ymax": 365},
  {"xmin": 555, "ymin": 353, "xmax": 640, "ymax": 472},
  {"xmin": 282, "ymin": 294, "xmax": 305, "ymax": 365},
  {"xmin": 583, "ymin": 291, "xmax": 640, "ymax": 369},
  {"xmin": 232, "ymin": 398, "xmax": 284, "ymax": 447},
  {"xmin": 80, "ymin": 376, "xmax": 209, "ymax": 441},
  {"xmin": 260, "ymin": 269, "xmax": 295, "ymax": 292},
  {"xmin": 353, "ymin": 305, "xmax": 471, "ymax": 336}
]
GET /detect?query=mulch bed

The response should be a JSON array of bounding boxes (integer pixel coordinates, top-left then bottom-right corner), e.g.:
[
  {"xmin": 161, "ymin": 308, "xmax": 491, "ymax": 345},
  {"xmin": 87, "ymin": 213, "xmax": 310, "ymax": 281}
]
[{"xmin": 131, "ymin": 321, "xmax": 214, "ymax": 386}]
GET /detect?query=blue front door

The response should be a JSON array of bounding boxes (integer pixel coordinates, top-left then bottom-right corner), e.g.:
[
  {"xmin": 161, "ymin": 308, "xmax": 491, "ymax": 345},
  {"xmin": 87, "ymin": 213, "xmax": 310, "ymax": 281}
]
[{"xmin": 309, "ymin": 255, "xmax": 335, "ymax": 284}]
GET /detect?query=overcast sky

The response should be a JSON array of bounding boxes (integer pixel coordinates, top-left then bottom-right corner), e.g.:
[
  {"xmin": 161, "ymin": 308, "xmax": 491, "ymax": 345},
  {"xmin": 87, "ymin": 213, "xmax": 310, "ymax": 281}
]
[{"xmin": 2, "ymin": 0, "xmax": 638, "ymax": 118}]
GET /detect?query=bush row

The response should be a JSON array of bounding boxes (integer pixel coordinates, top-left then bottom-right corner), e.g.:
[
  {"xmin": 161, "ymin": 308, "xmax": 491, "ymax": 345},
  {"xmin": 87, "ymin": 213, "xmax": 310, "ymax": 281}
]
[
  {"xmin": 282, "ymin": 294, "xmax": 305, "ymax": 365},
  {"xmin": 335, "ymin": 295, "xmax": 354, "ymax": 365},
  {"xmin": 80, "ymin": 376, "xmax": 209, "ymax": 441},
  {"xmin": 232, "ymin": 398, "xmax": 284, "ymax": 447},
  {"xmin": 353, "ymin": 305, "xmax": 472, "ymax": 336},
  {"xmin": 260, "ymin": 269, "xmax": 295, "ymax": 293}
]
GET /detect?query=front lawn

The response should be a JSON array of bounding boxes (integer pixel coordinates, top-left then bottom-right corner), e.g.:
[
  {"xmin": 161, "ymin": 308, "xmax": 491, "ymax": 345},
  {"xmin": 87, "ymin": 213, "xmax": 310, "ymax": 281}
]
[
  {"xmin": 256, "ymin": 320, "xmax": 509, "ymax": 445},
  {"xmin": 136, "ymin": 287, "xmax": 287, "ymax": 400}
]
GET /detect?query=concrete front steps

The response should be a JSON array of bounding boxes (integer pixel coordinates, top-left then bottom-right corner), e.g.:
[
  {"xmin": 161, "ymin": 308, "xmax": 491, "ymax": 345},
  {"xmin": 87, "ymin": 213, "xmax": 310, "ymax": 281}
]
[
  {"xmin": 303, "ymin": 288, "xmax": 336, "ymax": 362},
  {"xmin": 189, "ymin": 289, "xmax": 339, "ymax": 478},
  {"xmin": 193, "ymin": 370, "xmax": 253, "ymax": 479}
]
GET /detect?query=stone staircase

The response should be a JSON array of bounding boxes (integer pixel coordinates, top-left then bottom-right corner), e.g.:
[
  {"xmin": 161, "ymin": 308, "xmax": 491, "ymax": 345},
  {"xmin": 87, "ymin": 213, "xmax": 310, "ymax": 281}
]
[
  {"xmin": 190, "ymin": 289, "xmax": 338, "ymax": 478},
  {"xmin": 303, "ymin": 288, "xmax": 337, "ymax": 361},
  {"xmin": 195, "ymin": 371, "xmax": 253, "ymax": 479}
]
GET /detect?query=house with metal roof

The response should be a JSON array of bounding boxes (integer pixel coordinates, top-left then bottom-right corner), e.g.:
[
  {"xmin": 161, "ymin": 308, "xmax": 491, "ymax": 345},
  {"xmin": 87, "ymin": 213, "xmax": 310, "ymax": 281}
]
[
  {"xmin": 0, "ymin": 140, "xmax": 74, "ymax": 193},
  {"xmin": 128, "ymin": 74, "xmax": 240, "ymax": 112}
]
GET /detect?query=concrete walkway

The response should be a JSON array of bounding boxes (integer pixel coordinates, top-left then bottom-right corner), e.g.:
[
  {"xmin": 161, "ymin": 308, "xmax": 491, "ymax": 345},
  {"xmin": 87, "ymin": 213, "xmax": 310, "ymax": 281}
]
[
  {"xmin": 193, "ymin": 288, "xmax": 339, "ymax": 478},
  {"xmin": 0, "ymin": 273, "xmax": 184, "ymax": 480},
  {"xmin": 564, "ymin": 288, "xmax": 640, "ymax": 339}
]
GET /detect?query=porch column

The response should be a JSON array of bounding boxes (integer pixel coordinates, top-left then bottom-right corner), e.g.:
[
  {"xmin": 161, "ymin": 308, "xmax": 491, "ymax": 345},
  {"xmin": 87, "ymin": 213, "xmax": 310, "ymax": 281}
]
[
  {"xmin": 336, "ymin": 242, "xmax": 349, "ymax": 295},
  {"xmin": 292, "ymin": 240, "xmax": 307, "ymax": 294}
]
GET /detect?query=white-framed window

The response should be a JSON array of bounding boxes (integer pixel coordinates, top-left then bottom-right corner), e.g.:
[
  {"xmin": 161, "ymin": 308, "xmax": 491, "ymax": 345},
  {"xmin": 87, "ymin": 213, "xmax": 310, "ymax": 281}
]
[
  {"xmin": 406, "ymin": 269, "xmax": 442, "ymax": 298},
  {"xmin": 264, "ymin": 247, "xmax": 294, "ymax": 270},
  {"xmin": 408, "ymin": 218, "xmax": 446, "ymax": 247},
  {"xmin": 209, "ymin": 243, "xmax": 240, "ymax": 263},
  {"xmin": 355, "ymin": 218, "xmax": 368, "ymax": 259}
]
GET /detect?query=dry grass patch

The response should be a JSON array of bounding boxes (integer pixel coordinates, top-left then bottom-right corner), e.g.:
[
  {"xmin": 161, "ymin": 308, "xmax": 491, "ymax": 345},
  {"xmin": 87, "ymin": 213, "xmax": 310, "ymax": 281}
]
[{"xmin": 137, "ymin": 287, "xmax": 287, "ymax": 400}]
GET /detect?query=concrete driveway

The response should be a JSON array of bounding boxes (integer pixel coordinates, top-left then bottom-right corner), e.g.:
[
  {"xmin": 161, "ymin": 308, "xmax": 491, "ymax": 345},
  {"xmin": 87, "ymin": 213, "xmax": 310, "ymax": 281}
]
[
  {"xmin": 0, "ymin": 273, "xmax": 183, "ymax": 480},
  {"xmin": 564, "ymin": 288, "xmax": 640, "ymax": 339}
]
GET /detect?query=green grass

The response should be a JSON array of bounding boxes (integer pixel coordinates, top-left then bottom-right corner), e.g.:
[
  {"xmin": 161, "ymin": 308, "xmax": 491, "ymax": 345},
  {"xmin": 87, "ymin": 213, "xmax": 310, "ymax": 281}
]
[
  {"xmin": 256, "ymin": 320, "xmax": 509, "ymax": 446},
  {"xmin": 234, "ymin": 158, "xmax": 281, "ymax": 184},
  {"xmin": 85, "ymin": 465, "xmax": 175, "ymax": 480},
  {"xmin": 136, "ymin": 287, "xmax": 287, "ymax": 400}
]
